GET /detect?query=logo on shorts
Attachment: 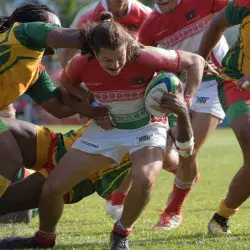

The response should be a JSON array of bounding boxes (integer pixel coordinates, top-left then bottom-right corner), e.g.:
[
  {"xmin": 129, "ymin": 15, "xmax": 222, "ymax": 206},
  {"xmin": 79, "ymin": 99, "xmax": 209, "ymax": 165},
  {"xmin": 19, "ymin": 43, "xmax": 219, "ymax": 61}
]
[
  {"xmin": 81, "ymin": 140, "xmax": 99, "ymax": 148},
  {"xmin": 196, "ymin": 96, "xmax": 209, "ymax": 104},
  {"xmin": 137, "ymin": 134, "xmax": 153, "ymax": 143}
]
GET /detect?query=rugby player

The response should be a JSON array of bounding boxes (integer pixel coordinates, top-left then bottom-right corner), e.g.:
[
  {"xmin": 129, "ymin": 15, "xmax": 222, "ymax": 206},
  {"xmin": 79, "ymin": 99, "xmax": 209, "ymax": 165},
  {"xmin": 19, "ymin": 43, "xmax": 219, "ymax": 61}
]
[
  {"xmin": 198, "ymin": 0, "xmax": 250, "ymax": 235},
  {"xmin": 0, "ymin": 3, "xmax": 108, "ymax": 199},
  {"xmin": 138, "ymin": 0, "xmax": 229, "ymax": 230}
]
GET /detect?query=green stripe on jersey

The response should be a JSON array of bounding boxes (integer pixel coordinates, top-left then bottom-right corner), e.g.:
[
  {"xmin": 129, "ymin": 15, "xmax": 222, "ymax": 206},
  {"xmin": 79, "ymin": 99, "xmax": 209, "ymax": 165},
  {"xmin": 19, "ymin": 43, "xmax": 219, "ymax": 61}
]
[
  {"xmin": 225, "ymin": 1, "xmax": 250, "ymax": 25},
  {"xmin": 0, "ymin": 119, "xmax": 7, "ymax": 133}
]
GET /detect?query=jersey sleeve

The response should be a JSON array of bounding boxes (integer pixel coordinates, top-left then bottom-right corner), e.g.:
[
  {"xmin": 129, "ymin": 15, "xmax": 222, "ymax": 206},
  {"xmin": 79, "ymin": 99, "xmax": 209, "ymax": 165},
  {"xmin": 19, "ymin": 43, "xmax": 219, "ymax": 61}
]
[
  {"xmin": 26, "ymin": 65, "xmax": 60, "ymax": 104},
  {"xmin": 142, "ymin": 47, "xmax": 181, "ymax": 73},
  {"xmin": 225, "ymin": 0, "xmax": 250, "ymax": 25},
  {"xmin": 14, "ymin": 22, "xmax": 57, "ymax": 51},
  {"xmin": 212, "ymin": 0, "xmax": 230, "ymax": 12},
  {"xmin": 65, "ymin": 55, "xmax": 86, "ymax": 84}
]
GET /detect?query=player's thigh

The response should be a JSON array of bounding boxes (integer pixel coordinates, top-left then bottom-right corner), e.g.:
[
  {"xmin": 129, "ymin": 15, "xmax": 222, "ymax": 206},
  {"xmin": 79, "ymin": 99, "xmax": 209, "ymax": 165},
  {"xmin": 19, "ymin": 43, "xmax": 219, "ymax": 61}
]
[
  {"xmin": 42, "ymin": 148, "xmax": 114, "ymax": 196},
  {"xmin": 191, "ymin": 112, "xmax": 221, "ymax": 151},
  {"xmin": 130, "ymin": 146, "xmax": 164, "ymax": 184},
  {"xmin": 0, "ymin": 118, "xmax": 23, "ymax": 177}
]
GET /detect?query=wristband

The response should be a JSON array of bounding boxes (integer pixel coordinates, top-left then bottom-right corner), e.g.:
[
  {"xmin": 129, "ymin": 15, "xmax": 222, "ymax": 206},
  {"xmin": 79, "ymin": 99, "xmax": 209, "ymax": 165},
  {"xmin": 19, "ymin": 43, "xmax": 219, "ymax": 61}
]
[
  {"xmin": 184, "ymin": 95, "xmax": 193, "ymax": 109},
  {"xmin": 176, "ymin": 136, "xmax": 194, "ymax": 150}
]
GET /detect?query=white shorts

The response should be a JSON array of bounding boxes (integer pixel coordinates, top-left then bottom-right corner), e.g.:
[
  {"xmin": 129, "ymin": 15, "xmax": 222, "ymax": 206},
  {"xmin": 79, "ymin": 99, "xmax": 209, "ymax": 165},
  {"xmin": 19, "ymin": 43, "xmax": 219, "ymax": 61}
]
[
  {"xmin": 72, "ymin": 121, "xmax": 168, "ymax": 165},
  {"xmin": 190, "ymin": 80, "xmax": 225, "ymax": 120}
]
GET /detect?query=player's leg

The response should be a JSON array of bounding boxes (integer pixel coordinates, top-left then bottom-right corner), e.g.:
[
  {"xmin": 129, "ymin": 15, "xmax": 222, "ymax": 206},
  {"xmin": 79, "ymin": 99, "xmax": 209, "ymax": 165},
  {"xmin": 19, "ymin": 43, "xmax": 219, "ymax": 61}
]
[
  {"xmin": 153, "ymin": 82, "xmax": 224, "ymax": 231},
  {"xmin": 208, "ymin": 81, "xmax": 250, "ymax": 235},
  {"xmin": 0, "ymin": 118, "xmax": 24, "ymax": 198},
  {"xmin": 0, "ymin": 173, "xmax": 45, "ymax": 215}
]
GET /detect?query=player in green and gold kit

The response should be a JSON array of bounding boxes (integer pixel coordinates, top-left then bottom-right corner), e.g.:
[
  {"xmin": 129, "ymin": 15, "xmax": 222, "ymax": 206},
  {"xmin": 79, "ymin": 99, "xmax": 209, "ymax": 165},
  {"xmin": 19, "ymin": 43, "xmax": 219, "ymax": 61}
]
[
  {"xmin": 199, "ymin": 0, "xmax": 250, "ymax": 235},
  {"xmin": 0, "ymin": 3, "xmax": 108, "ymax": 201}
]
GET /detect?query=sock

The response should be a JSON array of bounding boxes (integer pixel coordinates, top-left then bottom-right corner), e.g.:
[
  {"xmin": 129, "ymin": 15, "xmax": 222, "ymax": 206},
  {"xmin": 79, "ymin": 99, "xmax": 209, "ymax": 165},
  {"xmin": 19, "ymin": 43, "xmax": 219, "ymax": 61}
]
[
  {"xmin": 112, "ymin": 191, "xmax": 127, "ymax": 206},
  {"xmin": 106, "ymin": 192, "xmax": 113, "ymax": 201},
  {"xmin": 34, "ymin": 230, "xmax": 56, "ymax": 247},
  {"xmin": 0, "ymin": 175, "xmax": 11, "ymax": 197},
  {"xmin": 166, "ymin": 166, "xmax": 177, "ymax": 175},
  {"xmin": 113, "ymin": 220, "xmax": 132, "ymax": 236},
  {"xmin": 217, "ymin": 199, "xmax": 239, "ymax": 219},
  {"xmin": 164, "ymin": 177, "xmax": 192, "ymax": 215}
]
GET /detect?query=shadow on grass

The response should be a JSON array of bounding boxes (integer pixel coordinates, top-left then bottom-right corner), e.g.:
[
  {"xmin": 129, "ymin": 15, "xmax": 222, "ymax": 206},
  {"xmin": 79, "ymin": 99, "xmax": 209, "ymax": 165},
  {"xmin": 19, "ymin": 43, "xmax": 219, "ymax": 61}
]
[{"xmin": 55, "ymin": 233, "xmax": 250, "ymax": 249}]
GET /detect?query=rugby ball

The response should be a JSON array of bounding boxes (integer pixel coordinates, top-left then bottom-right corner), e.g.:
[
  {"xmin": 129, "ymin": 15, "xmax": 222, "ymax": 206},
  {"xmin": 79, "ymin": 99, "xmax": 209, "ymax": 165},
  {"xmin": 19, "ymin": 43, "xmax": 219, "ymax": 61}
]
[{"xmin": 144, "ymin": 72, "xmax": 181, "ymax": 118}]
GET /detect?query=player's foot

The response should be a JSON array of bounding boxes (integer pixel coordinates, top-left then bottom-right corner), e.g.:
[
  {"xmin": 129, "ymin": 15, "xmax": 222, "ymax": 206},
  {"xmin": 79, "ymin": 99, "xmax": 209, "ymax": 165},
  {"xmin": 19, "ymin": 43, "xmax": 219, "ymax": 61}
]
[
  {"xmin": 208, "ymin": 213, "xmax": 231, "ymax": 236},
  {"xmin": 106, "ymin": 203, "xmax": 124, "ymax": 220},
  {"xmin": 152, "ymin": 212, "xmax": 182, "ymax": 231},
  {"xmin": 0, "ymin": 236, "xmax": 55, "ymax": 249},
  {"xmin": 110, "ymin": 231, "xmax": 129, "ymax": 250}
]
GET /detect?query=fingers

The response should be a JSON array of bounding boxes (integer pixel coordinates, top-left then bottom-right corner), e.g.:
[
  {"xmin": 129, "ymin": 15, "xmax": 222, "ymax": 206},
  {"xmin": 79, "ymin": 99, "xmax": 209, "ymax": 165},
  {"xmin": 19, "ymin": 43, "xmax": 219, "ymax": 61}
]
[
  {"xmin": 94, "ymin": 116, "xmax": 113, "ymax": 130},
  {"xmin": 237, "ymin": 77, "xmax": 250, "ymax": 90}
]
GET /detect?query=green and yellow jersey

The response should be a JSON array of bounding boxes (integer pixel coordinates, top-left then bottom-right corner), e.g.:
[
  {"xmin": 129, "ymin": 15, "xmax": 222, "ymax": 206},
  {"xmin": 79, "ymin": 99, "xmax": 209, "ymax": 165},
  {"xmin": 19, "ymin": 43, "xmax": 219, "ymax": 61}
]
[
  {"xmin": 0, "ymin": 22, "xmax": 58, "ymax": 109},
  {"xmin": 221, "ymin": 0, "xmax": 250, "ymax": 81}
]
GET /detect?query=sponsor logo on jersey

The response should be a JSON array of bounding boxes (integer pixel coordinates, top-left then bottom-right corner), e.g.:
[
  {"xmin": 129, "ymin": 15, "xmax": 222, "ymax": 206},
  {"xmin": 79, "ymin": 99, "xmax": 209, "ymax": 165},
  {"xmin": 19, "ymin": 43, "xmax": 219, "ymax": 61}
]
[
  {"xmin": 128, "ymin": 25, "xmax": 139, "ymax": 31},
  {"xmin": 131, "ymin": 77, "xmax": 147, "ymax": 86},
  {"xmin": 196, "ymin": 96, "xmax": 209, "ymax": 104},
  {"xmin": 81, "ymin": 140, "xmax": 99, "ymax": 148},
  {"xmin": 185, "ymin": 9, "xmax": 197, "ymax": 20}
]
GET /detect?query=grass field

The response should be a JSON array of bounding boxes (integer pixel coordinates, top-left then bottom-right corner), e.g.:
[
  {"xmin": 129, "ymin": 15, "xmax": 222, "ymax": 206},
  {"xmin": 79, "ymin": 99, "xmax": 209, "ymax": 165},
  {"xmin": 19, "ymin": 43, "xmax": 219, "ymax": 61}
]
[{"xmin": 1, "ymin": 126, "xmax": 250, "ymax": 250}]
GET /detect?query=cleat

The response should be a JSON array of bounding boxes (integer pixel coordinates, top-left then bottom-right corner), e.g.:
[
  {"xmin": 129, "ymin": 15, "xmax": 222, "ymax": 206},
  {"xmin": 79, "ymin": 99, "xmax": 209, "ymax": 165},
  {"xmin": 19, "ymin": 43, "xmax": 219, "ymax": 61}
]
[
  {"xmin": 153, "ymin": 212, "xmax": 182, "ymax": 231},
  {"xmin": 106, "ymin": 202, "xmax": 124, "ymax": 220},
  {"xmin": 208, "ymin": 213, "xmax": 231, "ymax": 236},
  {"xmin": 0, "ymin": 236, "xmax": 55, "ymax": 249},
  {"xmin": 110, "ymin": 231, "xmax": 129, "ymax": 250}
]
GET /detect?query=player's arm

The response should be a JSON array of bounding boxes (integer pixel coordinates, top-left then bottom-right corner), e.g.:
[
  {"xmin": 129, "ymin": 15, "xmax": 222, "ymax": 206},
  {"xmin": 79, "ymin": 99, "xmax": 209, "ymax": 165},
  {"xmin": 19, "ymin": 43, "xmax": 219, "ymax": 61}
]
[
  {"xmin": 199, "ymin": 5, "xmax": 235, "ymax": 60},
  {"xmin": 14, "ymin": 22, "xmax": 85, "ymax": 50},
  {"xmin": 177, "ymin": 50, "xmax": 205, "ymax": 107}
]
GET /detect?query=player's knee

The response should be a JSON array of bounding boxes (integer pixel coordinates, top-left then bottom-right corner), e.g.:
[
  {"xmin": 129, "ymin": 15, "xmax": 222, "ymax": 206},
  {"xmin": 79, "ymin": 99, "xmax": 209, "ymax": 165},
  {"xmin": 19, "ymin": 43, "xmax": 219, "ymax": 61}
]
[
  {"xmin": 132, "ymin": 171, "xmax": 156, "ymax": 193},
  {"xmin": 42, "ymin": 181, "xmax": 64, "ymax": 198}
]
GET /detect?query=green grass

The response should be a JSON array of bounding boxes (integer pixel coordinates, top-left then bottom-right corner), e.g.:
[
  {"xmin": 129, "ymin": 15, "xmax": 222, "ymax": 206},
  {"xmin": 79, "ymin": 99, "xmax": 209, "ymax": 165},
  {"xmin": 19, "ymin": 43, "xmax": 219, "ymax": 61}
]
[{"xmin": 1, "ymin": 127, "xmax": 250, "ymax": 249}]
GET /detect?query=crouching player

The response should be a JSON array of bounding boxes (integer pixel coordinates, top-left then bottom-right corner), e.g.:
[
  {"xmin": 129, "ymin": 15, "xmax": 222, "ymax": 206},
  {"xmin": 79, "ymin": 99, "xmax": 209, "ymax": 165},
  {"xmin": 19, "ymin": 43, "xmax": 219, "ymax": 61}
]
[{"xmin": 0, "ymin": 118, "xmax": 131, "ymax": 248}]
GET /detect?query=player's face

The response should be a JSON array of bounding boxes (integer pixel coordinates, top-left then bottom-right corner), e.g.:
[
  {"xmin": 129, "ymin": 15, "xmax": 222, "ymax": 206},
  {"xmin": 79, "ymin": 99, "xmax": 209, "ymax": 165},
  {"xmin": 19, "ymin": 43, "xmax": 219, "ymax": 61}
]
[
  {"xmin": 96, "ymin": 45, "xmax": 127, "ymax": 76},
  {"xmin": 154, "ymin": 0, "xmax": 179, "ymax": 12}
]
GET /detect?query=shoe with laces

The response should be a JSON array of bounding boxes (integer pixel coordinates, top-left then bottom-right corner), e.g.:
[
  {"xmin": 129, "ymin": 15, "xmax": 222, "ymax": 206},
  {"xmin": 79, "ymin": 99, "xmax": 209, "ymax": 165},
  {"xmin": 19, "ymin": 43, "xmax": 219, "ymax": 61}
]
[
  {"xmin": 208, "ymin": 213, "xmax": 231, "ymax": 236},
  {"xmin": 0, "ymin": 236, "xmax": 55, "ymax": 249},
  {"xmin": 152, "ymin": 212, "xmax": 182, "ymax": 231}
]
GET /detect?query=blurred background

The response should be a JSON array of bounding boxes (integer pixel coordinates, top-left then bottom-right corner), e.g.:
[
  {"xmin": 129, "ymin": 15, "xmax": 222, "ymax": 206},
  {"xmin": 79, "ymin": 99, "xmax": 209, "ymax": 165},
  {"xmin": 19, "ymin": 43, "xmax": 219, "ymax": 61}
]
[{"xmin": 1, "ymin": 0, "xmax": 239, "ymax": 126}]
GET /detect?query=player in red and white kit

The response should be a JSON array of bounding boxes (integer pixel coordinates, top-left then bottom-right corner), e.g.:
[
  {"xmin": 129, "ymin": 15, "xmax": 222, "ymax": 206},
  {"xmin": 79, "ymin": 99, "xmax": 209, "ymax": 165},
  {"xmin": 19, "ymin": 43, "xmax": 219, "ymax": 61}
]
[
  {"xmin": 139, "ymin": 0, "xmax": 230, "ymax": 231},
  {"xmin": 60, "ymin": 0, "xmax": 151, "ymax": 67},
  {"xmin": 60, "ymin": 0, "xmax": 151, "ymax": 220}
]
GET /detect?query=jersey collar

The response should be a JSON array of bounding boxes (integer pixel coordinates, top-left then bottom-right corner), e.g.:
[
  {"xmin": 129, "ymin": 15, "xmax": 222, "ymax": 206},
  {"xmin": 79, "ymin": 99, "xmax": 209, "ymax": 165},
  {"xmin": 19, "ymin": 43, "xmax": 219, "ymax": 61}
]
[
  {"xmin": 154, "ymin": 0, "xmax": 181, "ymax": 14},
  {"xmin": 101, "ymin": 0, "xmax": 133, "ymax": 15}
]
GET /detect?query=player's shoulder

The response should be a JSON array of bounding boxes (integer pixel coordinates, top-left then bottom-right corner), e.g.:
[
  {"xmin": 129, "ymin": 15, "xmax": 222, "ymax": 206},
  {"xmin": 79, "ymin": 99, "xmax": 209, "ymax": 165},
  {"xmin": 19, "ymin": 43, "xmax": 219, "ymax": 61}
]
[
  {"xmin": 70, "ymin": 53, "xmax": 90, "ymax": 66},
  {"xmin": 132, "ymin": 0, "xmax": 152, "ymax": 14},
  {"xmin": 140, "ymin": 9, "xmax": 159, "ymax": 27},
  {"xmin": 71, "ymin": 0, "xmax": 101, "ymax": 27},
  {"xmin": 138, "ymin": 47, "xmax": 179, "ymax": 61}
]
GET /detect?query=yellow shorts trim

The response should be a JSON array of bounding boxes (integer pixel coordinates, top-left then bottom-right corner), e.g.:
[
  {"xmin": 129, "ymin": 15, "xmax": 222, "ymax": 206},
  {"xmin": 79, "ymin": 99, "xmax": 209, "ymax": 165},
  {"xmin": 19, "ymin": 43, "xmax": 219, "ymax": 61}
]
[{"xmin": 32, "ymin": 126, "xmax": 53, "ymax": 171}]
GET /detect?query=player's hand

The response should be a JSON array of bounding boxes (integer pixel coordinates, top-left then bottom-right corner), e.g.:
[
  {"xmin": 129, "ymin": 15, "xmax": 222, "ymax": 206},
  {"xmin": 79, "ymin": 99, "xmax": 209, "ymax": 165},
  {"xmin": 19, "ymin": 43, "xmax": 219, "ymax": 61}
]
[
  {"xmin": 203, "ymin": 61, "xmax": 221, "ymax": 76},
  {"xmin": 237, "ymin": 75, "xmax": 250, "ymax": 90},
  {"xmin": 151, "ymin": 91, "xmax": 188, "ymax": 117},
  {"xmin": 94, "ymin": 115, "xmax": 113, "ymax": 130}
]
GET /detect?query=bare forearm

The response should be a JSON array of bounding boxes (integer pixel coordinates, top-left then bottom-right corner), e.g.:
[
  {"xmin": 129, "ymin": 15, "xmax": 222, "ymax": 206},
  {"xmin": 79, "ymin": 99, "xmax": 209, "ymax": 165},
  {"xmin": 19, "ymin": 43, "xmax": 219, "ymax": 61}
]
[
  {"xmin": 184, "ymin": 55, "xmax": 205, "ymax": 97},
  {"xmin": 46, "ymin": 28, "xmax": 85, "ymax": 49},
  {"xmin": 176, "ymin": 111, "xmax": 193, "ymax": 143}
]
